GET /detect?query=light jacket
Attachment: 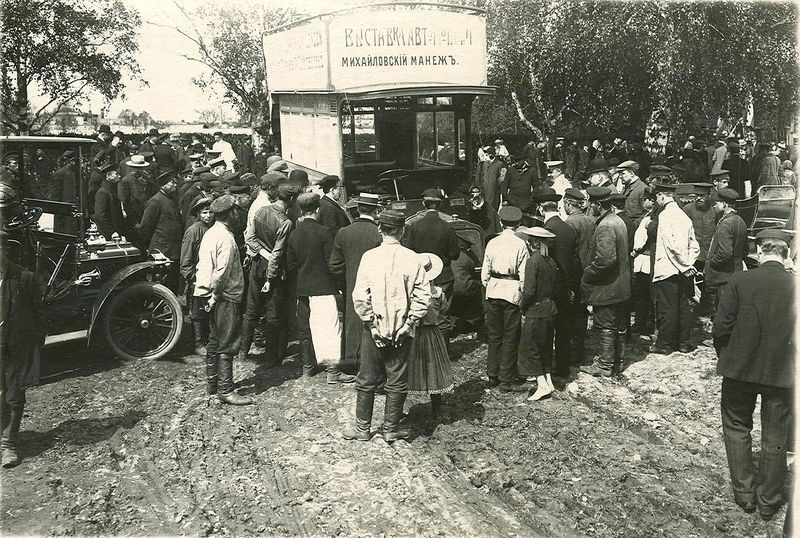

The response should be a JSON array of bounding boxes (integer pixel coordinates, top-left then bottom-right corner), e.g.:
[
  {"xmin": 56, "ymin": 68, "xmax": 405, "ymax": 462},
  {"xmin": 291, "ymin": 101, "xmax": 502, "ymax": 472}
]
[{"xmin": 652, "ymin": 201, "xmax": 699, "ymax": 282}]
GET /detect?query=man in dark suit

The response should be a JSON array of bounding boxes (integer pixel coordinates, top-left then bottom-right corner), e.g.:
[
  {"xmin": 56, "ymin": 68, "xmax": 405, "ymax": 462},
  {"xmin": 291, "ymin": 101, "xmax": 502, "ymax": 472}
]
[
  {"xmin": 287, "ymin": 193, "xmax": 355, "ymax": 384},
  {"xmin": 328, "ymin": 193, "xmax": 383, "ymax": 369},
  {"xmin": 403, "ymin": 188, "xmax": 460, "ymax": 343},
  {"xmin": 317, "ymin": 175, "xmax": 351, "ymax": 233},
  {"xmin": 534, "ymin": 188, "xmax": 577, "ymax": 377},
  {"xmin": 704, "ymin": 188, "xmax": 749, "ymax": 316},
  {"xmin": 713, "ymin": 229, "xmax": 795, "ymax": 521},
  {"xmin": 154, "ymin": 134, "xmax": 178, "ymax": 173},
  {"xmin": 563, "ymin": 188, "xmax": 595, "ymax": 364},
  {"xmin": 92, "ymin": 164, "xmax": 124, "ymax": 241},
  {"xmin": 721, "ymin": 143, "xmax": 749, "ymax": 197},
  {"xmin": 139, "ymin": 172, "xmax": 183, "ymax": 290},
  {"xmin": 503, "ymin": 154, "xmax": 537, "ymax": 213},
  {"xmin": 0, "ymin": 229, "xmax": 46, "ymax": 468}
]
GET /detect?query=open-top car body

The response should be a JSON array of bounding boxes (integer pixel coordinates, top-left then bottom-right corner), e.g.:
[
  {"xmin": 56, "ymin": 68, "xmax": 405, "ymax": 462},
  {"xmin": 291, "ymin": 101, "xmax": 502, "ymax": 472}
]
[{"xmin": 0, "ymin": 136, "xmax": 183, "ymax": 360}]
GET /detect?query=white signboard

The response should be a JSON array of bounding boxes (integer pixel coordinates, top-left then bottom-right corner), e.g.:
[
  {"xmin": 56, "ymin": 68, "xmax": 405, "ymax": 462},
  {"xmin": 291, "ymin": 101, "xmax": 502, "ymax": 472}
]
[{"xmin": 264, "ymin": 9, "xmax": 488, "ymax": 93}]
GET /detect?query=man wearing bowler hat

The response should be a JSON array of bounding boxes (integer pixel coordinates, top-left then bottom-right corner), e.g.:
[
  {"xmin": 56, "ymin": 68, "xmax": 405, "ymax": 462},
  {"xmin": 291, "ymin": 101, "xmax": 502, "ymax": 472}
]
[
  {"xmin": 403, "ymin": 188, "xmax": 460, "ymax": 344},
  {"xmin": 317, "ymin": 175, "xmax": 351, "ymax": 232},
  {"xmin": 580, "ymin": 187, "xmax": 631, "ymax": 377},
  {"xmin": 649, "ymin": 182, "xmax": 700, "ymax": 355},
  {"xmin": 194, "ymin": 195, "xmax": 253, "ymax": 405},
  {"xmin": 713, "ymin": 228, "xmax": 795, "ymax": 521},
  {"xmin": 481, "ymin": 206, "xmax": 530, "ymax": 391},
  {"xmin": 533, "ymin": 188, "xmax": 577, "ymax": 377},
  {"xmin": 342, "ymin": 209, "xmax": 430, "ymax": 443},
  {"xmin": 328, "ymin": 193, "xmax": 383, "ymax": 369},
  {"xmin": 91, "ymin": 124, "xmax": 112, "ymax": 161},
  {"xmin": 139, "ymin": 128, "xmax": 161, "ymax": 155},
  {"xmin": 704, "ymin": 188, "xmax": 748, "ymax": 317}
]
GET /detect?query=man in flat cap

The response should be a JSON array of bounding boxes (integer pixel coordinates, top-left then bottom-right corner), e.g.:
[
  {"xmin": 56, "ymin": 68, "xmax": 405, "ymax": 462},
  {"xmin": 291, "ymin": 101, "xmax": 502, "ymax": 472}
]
[
  {"xmin": 403, "ymin": 188, "xmax": 460, "ymax": 345},
  {"xmin": 563, "ymin": 187, "xmax": 596, "ymax": 364},
  {"xmin": 481, "ymin": 206, "xmax": 530, "ymax": 391},
  {"xmin": 713, "ymin": 228, "xmax": 795, "ymax": 520},
  {"xmin": 618, "ymin": 160, "xmax": 647, "ymax": 226},
  {"xmin": 139, "ymin": 172, "xmax": 182, "ymax": 259},
  {"xmin": 580, "ymin": 187, "xmax": 631, "ymax": 377},
  {"xmin": 503, "ymin": 154, "xmax": 537, "ymax": 212},
  {"xmin": 649, "ymin": 182, "xmax": 700, "ymax": 355},
  {"xmin": 682, "ymin": 183, "xmax": 717, "ymax": 314},
  {"xmin": 533, "ymin": 188, "xmax": 577, "ymax": 377},
  {"xmin": 343, "ymin": 209, "xmax": 430, "ymax": 443},
  {"xmin": 194, "ymin": 195, "xmax": 252, "ymax": 405},
  {"xmin": 287, "ymin": 193, "xmax": 355, "ymax": 384},
  {"xmin": 92, "ymin": 163, "xmax": 124, "ymax": 242},
  {"xmin": 328, "ymin": 193, "xmax": 383, "ymax": 370},
  {"xmin": 180, "ymin": 196, "xmax": 214, "ymax": 356},
  {"xmin": 317, "ymin": 175, "xmax": 351, "ymax": 233},
  {"xmin": 704, "ymin": 188, "xmax": 749, "ymax": 317},
  {"xmin": 239, "ymin": 182, "xmax": 301, "ymax": 363}
]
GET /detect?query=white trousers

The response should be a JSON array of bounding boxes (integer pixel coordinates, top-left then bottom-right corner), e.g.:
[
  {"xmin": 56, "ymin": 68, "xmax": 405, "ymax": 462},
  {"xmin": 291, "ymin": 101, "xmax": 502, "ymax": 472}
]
[{"xmin": 309, "ymin": 295, "xmax": 342, "ymax": 366}]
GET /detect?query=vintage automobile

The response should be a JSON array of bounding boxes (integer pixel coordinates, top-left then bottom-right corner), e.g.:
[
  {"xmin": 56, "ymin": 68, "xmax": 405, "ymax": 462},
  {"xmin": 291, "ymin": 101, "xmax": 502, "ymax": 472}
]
[{"xmin": 0, "ymin": 136, "xmax": 183, "ymax": 360}]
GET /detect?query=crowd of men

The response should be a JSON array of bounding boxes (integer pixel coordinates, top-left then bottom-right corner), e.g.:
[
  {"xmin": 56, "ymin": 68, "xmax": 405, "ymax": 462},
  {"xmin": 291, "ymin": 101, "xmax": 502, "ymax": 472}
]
[{"xmin": 0, "ymin": 124, "xmax": 795, "ymax": 526}]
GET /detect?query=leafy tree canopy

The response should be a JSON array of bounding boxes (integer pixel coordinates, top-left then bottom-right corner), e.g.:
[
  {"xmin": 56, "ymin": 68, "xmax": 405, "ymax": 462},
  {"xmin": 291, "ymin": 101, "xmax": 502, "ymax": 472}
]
[{"xmin": 1, "ymin": 0, "xmax": 143, "ymax": 134}]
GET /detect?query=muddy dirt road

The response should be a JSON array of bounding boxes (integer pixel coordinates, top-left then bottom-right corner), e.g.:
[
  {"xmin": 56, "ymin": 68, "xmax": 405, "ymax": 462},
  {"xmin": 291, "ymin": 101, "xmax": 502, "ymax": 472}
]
[{"xmin": 0, "ymin": 322, "xmax": 790, "ymax": 536}]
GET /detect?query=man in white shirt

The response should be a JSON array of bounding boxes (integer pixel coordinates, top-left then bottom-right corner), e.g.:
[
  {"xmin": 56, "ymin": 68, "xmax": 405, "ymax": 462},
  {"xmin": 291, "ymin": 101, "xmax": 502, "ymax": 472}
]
[
  {"xmin": 481, "ymin": 206, "xmax": 530, "ymax": 392},
  {"xmin": 211, "ymin": 131, "xmax": 237, "ymax": 171},
  {"xmin": 650, "ymin": 182, "xmax": 700, "ymax": 354}
]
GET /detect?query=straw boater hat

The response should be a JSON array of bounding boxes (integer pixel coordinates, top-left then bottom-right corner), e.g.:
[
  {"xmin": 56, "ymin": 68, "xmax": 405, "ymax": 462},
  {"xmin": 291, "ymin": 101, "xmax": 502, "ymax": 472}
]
[
  {"xmin": 126, "ymin": 155, "xmax": 149, "ymax": 168},
  {"xmin": 418, "ymin": 253, "xmax": 443, "ymax": 281}
]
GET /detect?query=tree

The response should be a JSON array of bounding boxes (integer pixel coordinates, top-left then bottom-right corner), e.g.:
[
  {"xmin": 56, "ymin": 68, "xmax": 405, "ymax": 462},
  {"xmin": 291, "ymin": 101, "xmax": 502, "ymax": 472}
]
[
  {"xmin": 54, "ymin": 112, "xmax": 78, "ymax": 133},
  {"xmin": 137, "ymin": 111, "xmax": 153, "ymax": 130},
  {"xmin": 485, "ymin": 0, "xmax": 799, "ymax": 157},
  {"xmin": 118, "ymin": 108, "xmax": 139, "ymax": 128},
  {"xmin": 197, "ymin": 108, "xmax": 219, "ymax": 127},
  {"xmin": 0, "ymin": 0, "xmax": 143, "ymax": 134},
  {"xmin": 153, "ymin": 1, "xmax": 301, "ymax": 141}
]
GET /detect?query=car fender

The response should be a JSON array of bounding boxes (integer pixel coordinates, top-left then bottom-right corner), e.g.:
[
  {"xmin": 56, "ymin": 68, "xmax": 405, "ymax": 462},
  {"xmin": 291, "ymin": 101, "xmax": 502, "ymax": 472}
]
[{"xmin": 87, "ymin": 261, "xmax": 170, "ymax": 346}]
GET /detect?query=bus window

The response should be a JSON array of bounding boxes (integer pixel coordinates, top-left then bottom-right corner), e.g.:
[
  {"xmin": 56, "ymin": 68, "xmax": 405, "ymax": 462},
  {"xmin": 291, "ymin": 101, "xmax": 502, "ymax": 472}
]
[
  {"xmin": 354, "ymin": 113, "xmax": 377, "ymax": 161},
  {"xmin": 417, "ymin": 111, "xmax": 435, "ymax": 162},
  {"xmin": 417, "ymin": 109, "xmax": 457, "ymax": 167},
  {"xmin": 436, "ymin": 111, "xmax": 455, "ymax": 165}
]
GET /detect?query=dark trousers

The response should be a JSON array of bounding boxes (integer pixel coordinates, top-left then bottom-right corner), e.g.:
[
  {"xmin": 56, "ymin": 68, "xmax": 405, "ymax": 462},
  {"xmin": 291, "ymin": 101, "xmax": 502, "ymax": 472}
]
[
  {"xmin": 721, "ymin": 377, "xmax": 792, "ymax": 512},
  {"xmin": 207, "ymin": 299, "xmax": 242, "ymax": 356},
  {"xmin": 652, "ymin": 274, "xmax": 692, "ymax": 350},
  {"xmin": 0, "ymin": 369, "xmax": 26, "ymax": 447},
  {"xmin": 355, "ymin": 332, "xmax": 411, "ymax": 394},
  {"xmin": 486, "ymin": 298, "xmax": 521, "ymax": 383},
  {"xmin": 632, "ymin": 272, "xmax": 653, "ymax": 333},
  {"xmin": 592, "ymin": 303, "xmax": 627, "ymax": 370},
  {"xmin": 438, "ymin": 279, "xmax": 454, "ymax": 340},
  {"xmin": 517, "ymin": 315, "xmax": 554, "ymax": 377},
  {"xmin": 553, "ymin": 297, "xmax": 571, "ymax": 376},
  {"xmin": 240, "ymin": 257, "xmax": 268, "ymax": 353},
  {"xmin": 570, "ymin": 302, "xmax": 589, "ymax": 364}
]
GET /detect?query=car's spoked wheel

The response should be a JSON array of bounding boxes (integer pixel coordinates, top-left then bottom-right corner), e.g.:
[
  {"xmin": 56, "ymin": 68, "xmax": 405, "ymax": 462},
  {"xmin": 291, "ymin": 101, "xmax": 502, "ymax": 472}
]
[{"xmin": 102, "ymin": 281, "xmax": 183, "ymax": 360}]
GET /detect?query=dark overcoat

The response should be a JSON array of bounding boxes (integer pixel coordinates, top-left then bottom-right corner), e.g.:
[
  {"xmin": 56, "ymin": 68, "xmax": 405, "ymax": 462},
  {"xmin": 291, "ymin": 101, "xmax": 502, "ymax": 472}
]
[
  {"xmin": 581, "ymin": 210, "xmax": 631, "ymax": 306},
  {"xmin": 93, "ymin": 181, "xmax": 124, "ymax": 240},
  {"xmin": 0, "ymin": 262, "xmax": 45, "ymax": 390},
  {"xmin": 543, "ymin": 215, "xmax": 577, "ymax": 299},
  {"xmin": 318, "ymin": 195, "xmax": 351, "ymax": 232},
  {"xmin": 287, "ymin": 218, "xmax": 338, "ymax": 297},
  {"xmin": 704, "ymin": 211, "xmax": 749, "ymax": 287},
  {"xmin": 503, "ymin": 165, "xmax": 537, "ymax": 212},
  {"xmin": 403, "ymin": 210, "xmax": 460, "ymax": 284},
  {"xmin": 139, "ymin": 190, "xmax": 183, "ymax": 260},
  {"xmin": 328, "ymin": 218, "xmax": 381, "ymax": 363},
  {"xmin": 713, "ymin": 260, "xmax": 795, "ymax": 388}
]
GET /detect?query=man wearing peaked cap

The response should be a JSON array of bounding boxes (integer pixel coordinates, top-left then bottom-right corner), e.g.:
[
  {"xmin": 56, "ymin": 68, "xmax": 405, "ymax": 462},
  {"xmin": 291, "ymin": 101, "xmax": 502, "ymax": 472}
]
[
  {"xmin": 481, "ymin": 199, "xmax": 530, "ymax": 391},
  {"xmin": 328, "ymin": 191, "xmax": 383, "ymax": 368},
  {"xmin": 403, "ymin": 187, "xmax": 460, "ymax": 344},
  {"xmin": 713, "ymin": 218, "xmax": 795, "ymax": 520},
  {"xmin": 238, "ymin": 167, "xmax": 301, "ymax": 364},
  {"xmin": 92, "ymin": 162, "xmax": 123, "ymax": 241},
  {"xmin": 503, "ymin": 152, "xmax": 537, "ymax": 212},
  {"xmin": 618, "ymin": 160, "xmax": 648, "ymax": 226},
  {"xmin": 317, "ymin": 174, "xmax": 351, "ymax": 233},
  {"xmin": 682, "ymin": 182, "xmax": 717, "ymax": 315},
  {"xmin": 343, "ymin": 203, "xmax": 430, "ymax": 443},
  {"xmin": 181, "ymin": 195, "xmax": 215, "ymax": 356},
  {"xmin": 516, "ymin": 225, "xmax": 558, "ymax": 401},
  {"xmin": 535, "ymin": 186, "xmax": 578, "ymax": 378},
  {"xmin": 710, "ymin": 169, "xmax": 731, "ymax": 197},
  {"xmin": 545, "ymin": 160, "xmax": 571, "ymax": 197},
  {"xmin": 208, "ymin": 156, "xmax": 227, "ymax": 176},
  {"xmin": 286, "ymin": 191, "xmax": 356, "ymax": 384},
  {"xmin": 704, "ymin": 187, "xmax": 748, "ymax": 316},
  {"xmin": 193, "ymin": 193, "xmax": 252, "ymax": 405},
  {"xmin": 648, "ymin": 181, "xmax": 699, "ymax": 355},
  {"xmin": 580, "ymin": 179, "xmax": 632, "ymax": 377}
]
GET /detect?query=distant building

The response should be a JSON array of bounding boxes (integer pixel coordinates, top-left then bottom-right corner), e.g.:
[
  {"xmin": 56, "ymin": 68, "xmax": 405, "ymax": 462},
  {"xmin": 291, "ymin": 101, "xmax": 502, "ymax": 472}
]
[{"xmin": 45, "ymin": 106, "xmax": 100, "ymax": 134}]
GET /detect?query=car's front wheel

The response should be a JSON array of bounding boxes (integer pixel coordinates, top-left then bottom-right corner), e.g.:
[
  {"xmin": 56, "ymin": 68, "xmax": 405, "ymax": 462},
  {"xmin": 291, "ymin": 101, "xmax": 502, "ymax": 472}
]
[{"xmin": 101, "ymin": 281, "xmax": 183, "ymax": 360}]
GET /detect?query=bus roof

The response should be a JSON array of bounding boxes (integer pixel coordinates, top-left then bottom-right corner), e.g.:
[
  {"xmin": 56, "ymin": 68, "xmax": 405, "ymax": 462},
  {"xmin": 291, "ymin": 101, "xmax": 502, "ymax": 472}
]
[{"xmin": 0, "ymin": 136, "xmax": 95, "ymax": 144}]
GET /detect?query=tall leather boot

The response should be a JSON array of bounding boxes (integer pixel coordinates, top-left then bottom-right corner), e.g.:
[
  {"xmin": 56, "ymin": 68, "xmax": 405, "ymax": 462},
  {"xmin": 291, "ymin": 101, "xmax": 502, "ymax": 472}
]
[
  {"xmin": 193, "ymin": 321, "xmax": 207, "ymax": 356},
  {"xmin": 239, "ymin": 318, "xmax": 256, "ymax": 362},
  {"xmin": 383, "ymin": 393, "xmax": 410, "ymax": 442},
  {"xmin": 1, "ymin": 403, "xmax": 23, "ymax": 468},
  {"xmin": 300, "ymin": 339, "xmax": 318, "ymax": 377},
  {"xmin": 217, "ymin": 354, "xmax": 254, "ymax": 405},
  {"xmin": 342, "ymin": 391, "xmax": 374, "ymax": 441},
  {"xmin": 613, "ymin": 329, "xmax": 627, "ymax": 373},
  {"xmin": 580, "ymin": 329, "xmax": 614, "ymax": 377},
  {"xmin": 326, "ymin": 365, "xmax": 355, "ymax": 384},
  {"xmin": 205, "ymin": 351, "xmax": 219, "ymax": 395}
]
